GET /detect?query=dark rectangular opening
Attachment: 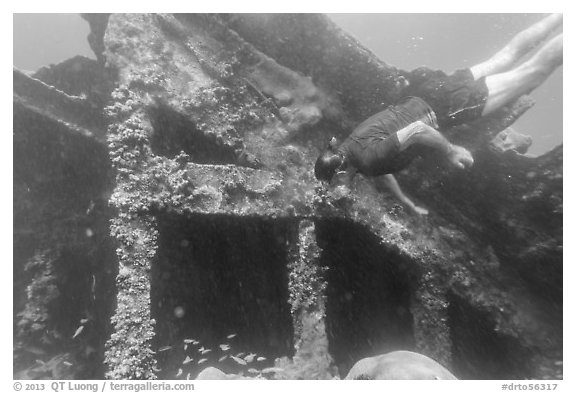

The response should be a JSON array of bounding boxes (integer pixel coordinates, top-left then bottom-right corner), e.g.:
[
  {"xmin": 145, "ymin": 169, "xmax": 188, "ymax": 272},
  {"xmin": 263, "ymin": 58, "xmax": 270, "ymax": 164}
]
[
  {"xmin": 151, "ymin": 213, "xmax": 294, "ymax": 379},
  {"xmin": 316, "ymin": 218, "xmax": 419, "ymax": 377},
  {"xmin": 447, "ymin": 291, "xmax": 532, "ymax": 379}
]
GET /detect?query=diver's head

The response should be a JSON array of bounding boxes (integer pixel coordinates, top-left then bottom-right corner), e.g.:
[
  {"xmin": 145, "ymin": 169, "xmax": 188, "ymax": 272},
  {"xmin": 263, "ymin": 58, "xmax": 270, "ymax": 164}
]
[{"xmin": 315, "ymin": 137, "xmax": 344, "ymax": 183}]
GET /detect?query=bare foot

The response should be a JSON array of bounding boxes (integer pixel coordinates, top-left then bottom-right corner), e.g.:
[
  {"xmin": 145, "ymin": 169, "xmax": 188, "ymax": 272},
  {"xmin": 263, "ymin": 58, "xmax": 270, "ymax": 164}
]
[{"xmin": 448, "ymin": 145, "xmax": 474, "ymax": 169}]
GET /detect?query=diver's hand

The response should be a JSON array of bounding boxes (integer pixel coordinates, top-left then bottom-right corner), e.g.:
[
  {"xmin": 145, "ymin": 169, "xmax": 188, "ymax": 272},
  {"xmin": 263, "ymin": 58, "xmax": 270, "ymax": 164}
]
[{"xmin": 448, "ymin": 144, "xmax": 474, "ymax": 169}]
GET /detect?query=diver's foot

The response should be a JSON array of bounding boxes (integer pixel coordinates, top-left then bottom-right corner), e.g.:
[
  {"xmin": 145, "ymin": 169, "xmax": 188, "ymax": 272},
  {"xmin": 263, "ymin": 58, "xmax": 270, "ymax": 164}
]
[{"xmin": 448, "ymin": 145, "xmax": 474, "ymax": 169}]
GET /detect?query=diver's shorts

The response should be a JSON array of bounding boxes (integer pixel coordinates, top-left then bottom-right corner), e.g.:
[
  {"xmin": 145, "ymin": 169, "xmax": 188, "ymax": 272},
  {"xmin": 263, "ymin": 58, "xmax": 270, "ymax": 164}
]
[
  {"xmin": 411, "ymin": 69, "xmax": 489, "ymax": 128},
  {"xmin": 346, "ymin": 127, "xmax": 425, "ymax": 176}
]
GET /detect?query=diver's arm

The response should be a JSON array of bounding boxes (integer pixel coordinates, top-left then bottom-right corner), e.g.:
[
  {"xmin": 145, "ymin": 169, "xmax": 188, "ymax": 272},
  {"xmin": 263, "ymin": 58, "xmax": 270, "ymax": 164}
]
[
  {"xmin": 378, "ymin": 174, "xmax": 429, "ymax": 215},
  {"xmin": 397, "ymin": 121, "xmax": 474, "ymax": 169}
]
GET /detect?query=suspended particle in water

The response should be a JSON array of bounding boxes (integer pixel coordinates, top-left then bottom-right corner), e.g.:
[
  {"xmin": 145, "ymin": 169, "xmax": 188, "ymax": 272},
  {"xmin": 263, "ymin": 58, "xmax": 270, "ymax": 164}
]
[
  {"xmin": 85, "ymin": 228, "xmax": 94, "ymax": 238},
  {"xmin": 174, "ymin": 306, "xmax": 185, "ymax": 318}
]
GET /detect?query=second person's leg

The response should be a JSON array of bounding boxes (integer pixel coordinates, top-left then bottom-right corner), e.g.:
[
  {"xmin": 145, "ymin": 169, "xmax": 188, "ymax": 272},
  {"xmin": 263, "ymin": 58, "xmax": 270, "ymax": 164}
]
[{"xmin": 470, "ymin": 13, "xmax": 562, "ymax": 80}]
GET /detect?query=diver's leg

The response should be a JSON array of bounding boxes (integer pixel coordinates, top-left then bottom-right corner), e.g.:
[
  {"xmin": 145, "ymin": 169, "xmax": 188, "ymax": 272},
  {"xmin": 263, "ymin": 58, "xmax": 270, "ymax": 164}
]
[
  {"xmin": 470, "ymin": 13, "xmax": 562, "ymax": 80},
  {"xmin": 397, "ymin": 121, "xmax": 474, "ymax": 169},
  {"xmin": 482, "ymin": 33, "xmax": 562, "ymax": 116}
]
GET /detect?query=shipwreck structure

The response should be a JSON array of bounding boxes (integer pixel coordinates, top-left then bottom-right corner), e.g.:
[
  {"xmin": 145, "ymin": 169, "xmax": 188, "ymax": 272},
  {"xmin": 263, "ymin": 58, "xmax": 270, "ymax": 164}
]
[{"xmin": 13, "ymin": 14, "xmax": 562, "ymax": 380}]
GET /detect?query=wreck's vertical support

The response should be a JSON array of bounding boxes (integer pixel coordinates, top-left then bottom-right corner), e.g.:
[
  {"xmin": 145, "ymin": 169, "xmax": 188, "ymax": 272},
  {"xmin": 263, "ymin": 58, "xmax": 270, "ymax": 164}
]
[
  {"xmin": 285, "ymin": 220, "xmax": 337, "ymax": 379},
  {"xmin": 103, "ymin": 89, "xmax": 158, "ymax": 379},
  {"xmin": 411, "ymin": 273, "xmax": 452, "ymax": 370},
  {"xmin": 105, "ymin": 216, "xmax": 158, "ymax": 379}
]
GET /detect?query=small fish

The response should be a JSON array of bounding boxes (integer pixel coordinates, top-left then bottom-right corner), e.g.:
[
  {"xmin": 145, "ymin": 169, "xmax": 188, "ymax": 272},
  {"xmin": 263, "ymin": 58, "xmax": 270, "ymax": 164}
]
[
  {"xmin": 91, "ymin": 275, "xmax": 96, "ymax": 301},
  {"xmin": 63, "ymin": 361, "xmax": 73, "ymax": 367},
  {"xmin": 218, "ymin": 355, "xmax": 228, "ymax": 362},
  {"xmin": 80, "ymin": 318, "xmax": 89, "ymax": 324},
  {"xmin": 184, "ymin": 344, "xmax": 188, "ymax": 351},
  {"xmin": 219, "ymin": 344, "xmax": 230, "ymax": 351},
  {"xmin": 86, "ymin": 200, "xmax": 95, "ymax": 215},
  {"xmin": 257, "ymin": 356, "xmax": 266, "ymax": 362},
  {"xmin": 261, "ymin": 367, "xmax": 284, "ymax": 374},
  {"xmin": 227, "ymin": 333, "xmax": 237, "ymax": 339},
  {"xmin": 247, "ymin": 368, "xmax": 258, "ymax": 374},
  {"xmin": 72, "ymin": 325, "xmax": 84, "ymax": 339},
  {"xmin": 158, "ymin": 346, "xmax": 172, "ymax": 352},
  {"xmin": 183, "ymin": 339, "xmax": 195, "ymax": 344},
  {"xmin": 183, "ymin": 356, "xmax": 193, "ymax": 364},
  {"xmin": 244, "ymin": 353, "xmax": 256, "ymax": 363},
  {"xmin": 176, "ymin": 368, "xmax": 183, "ymax": 377},
  {"xmin": 231, "ymin": 355, "xmax": 247, "ymax": 365},
  {"xmin": 236, "ymin": 352, "xmax": 245, "ymax": 358},
  {"xmin": 186, "ymin": 373, "xmax": 191, "ymax": 380},
  {"xmin": 199, "ymin": 347, "xmax": 212, "ymax": 355},
  {"xmin": 198, "ymin": 358, "xmax": 208, "ymax": 364},
  {"xmin": 35, "ymin": 359, "xmax": 45, "ymax": 366}
]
